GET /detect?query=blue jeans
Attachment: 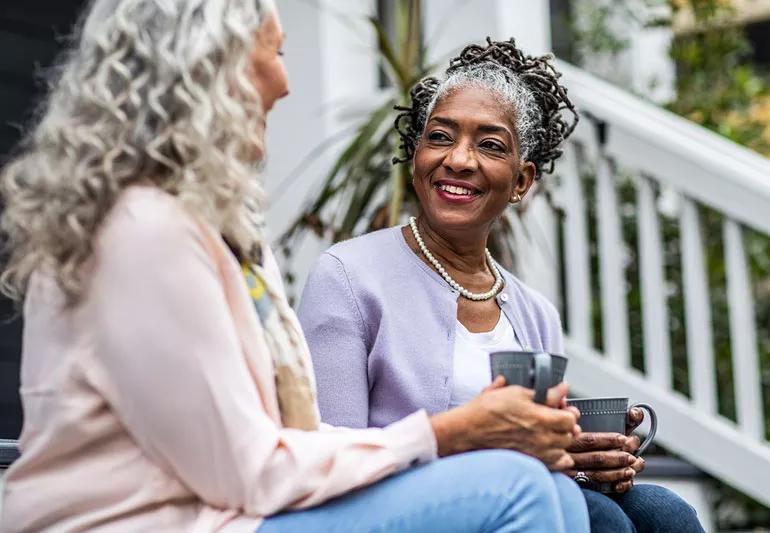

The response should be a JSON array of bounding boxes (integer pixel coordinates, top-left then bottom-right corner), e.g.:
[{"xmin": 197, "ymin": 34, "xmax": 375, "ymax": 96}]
[
  {"xmin": 583, "ymin": 485, "xmax": 705, "ymax": 533},
  {"xmin": 259, "ymin": 450, "xmax": 590, "ymax": 532}
]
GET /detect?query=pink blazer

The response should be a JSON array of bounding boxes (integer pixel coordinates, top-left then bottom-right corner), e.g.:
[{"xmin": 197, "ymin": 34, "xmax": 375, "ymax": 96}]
[{"xmin": 1, "ymin": 186, "xmax": 436, "ymax": 532}]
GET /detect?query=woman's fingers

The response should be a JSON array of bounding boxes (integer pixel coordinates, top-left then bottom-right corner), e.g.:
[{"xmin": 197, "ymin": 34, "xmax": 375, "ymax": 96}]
[
  {"xmin": 569, "ymin": 450, "xmax": 635, "ymax": 470},
  {"xmin": 613, "ymin": 480, "xmax": 634, "ymax": 493},
  {"xmin": 540, "ymin": 450, "xmax": 574, "ymax": 472},
  {"xmin": 630, "ymin": 456, "xmax": 645, "ymax": 474},
  {"xmin": 562, "ymin": 467, "xmax": 636, "ymax": 489},
  {"xmin": 567, "ymin": 432, "xmax": 626, "ymax": 453},
  {"xmin": 545, "ymin": 431, "xmax": 575, "ymax": 450},
  {"xmin": 626, "ymin": 408, "xmax": 644, "ymax": 433},
  {"xmin": 623, "ymin": 434, "xmax": 642, "ymax": 454},
  {"xmin": 483, "ymin": 375, "xmax": 506, "ymax": 393},
  {"xmin": 545, "ymin": 382, "xmax": 570, "ymax": 408},
  {"xmin": 564, "ymin": 405, "xmax": 581, "ymax": 419},
  {"xmin": 537, "ymin": 405, "xmax": 579, "ymax": 434},
  {"xmin": 581, "ymin": 467, "xmax": 636, "ymax": 484}
]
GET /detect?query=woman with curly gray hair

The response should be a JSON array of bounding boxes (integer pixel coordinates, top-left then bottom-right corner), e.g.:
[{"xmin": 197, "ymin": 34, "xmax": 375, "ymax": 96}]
[{"xmin": 0, "ymin": 2, "xmax": 590, "ymax": 532}]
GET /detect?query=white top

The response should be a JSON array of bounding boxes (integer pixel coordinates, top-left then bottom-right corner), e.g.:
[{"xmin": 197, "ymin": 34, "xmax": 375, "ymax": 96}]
[{"xmin": 449, "ymin": 314, "xmax": 522, "ymax": 408}]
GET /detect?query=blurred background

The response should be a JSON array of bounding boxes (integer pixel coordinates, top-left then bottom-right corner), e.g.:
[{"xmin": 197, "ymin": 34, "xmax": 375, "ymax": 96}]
[
  {"xmin": 0, "ymin": 0, "xmax": 84, "ymax": 442},
  {"xmin": 2, "ymin": 1, "xmax": 770, "ymax": 530}
]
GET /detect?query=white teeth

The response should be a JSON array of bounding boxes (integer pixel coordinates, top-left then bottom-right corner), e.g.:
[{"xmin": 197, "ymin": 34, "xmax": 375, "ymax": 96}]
[{"xmin": 438, "ymin": 184, "xmax": 474, "ymax": 195}]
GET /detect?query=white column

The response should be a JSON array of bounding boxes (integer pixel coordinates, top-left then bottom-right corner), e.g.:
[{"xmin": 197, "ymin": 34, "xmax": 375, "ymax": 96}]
[
  {"xmin": 571, "ymin": 0, "xmax": 674, "ymax": 103},
  {"xmin": 627, "ymin": 2, "xmax": 675, "ymax": 103},
  {"xmin": 494, "ymin": 0, "xmax": 552, "ymax": 54},
  {"xmin": 424, "ymin": 0, "xmax": 498, "ymax": 65},
  {"xmin": 424, "ymin": 0, "xmax": 552, "ymax": 63}
]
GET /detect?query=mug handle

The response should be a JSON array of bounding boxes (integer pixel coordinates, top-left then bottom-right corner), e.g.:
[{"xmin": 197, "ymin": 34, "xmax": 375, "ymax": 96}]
[
  {"xmin": 532, "ymin": 352, "xmax": 552, "ymax": 405},
  {"xmin": 630, "ymin": 403, "xmax": 658, "ymax": 456}
]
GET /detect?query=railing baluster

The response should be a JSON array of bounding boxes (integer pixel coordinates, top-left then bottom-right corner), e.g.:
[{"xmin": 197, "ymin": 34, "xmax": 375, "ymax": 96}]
[
  {"xmin": 723, "ymin": 218, "xmax": 765, "ymax": 440},
  {"xmin": 551, "ymin": 60, "xmax": 770, "ymax": 510},
  {"xmin": 561, "ymin": 143, "xmax": 593, "ymax": 346},
  {"xmin": 636, "ymin": 176, "xmax": 672, "ymax": 388},
  {"xmin": 595, "ymin": 148, "xmax": 631, "ymax": 366},
  {"xmin": 679, "ymin": 197, "xmax": 717, "ymax": 413}
]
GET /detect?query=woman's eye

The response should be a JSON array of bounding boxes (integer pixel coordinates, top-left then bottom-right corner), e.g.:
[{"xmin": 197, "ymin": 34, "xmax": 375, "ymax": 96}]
[
  {"xmin": 427, "ymin": 131, "xmax": 451, "ymax": 142},
  {"xmin": 481, "ymin": 140, "xmax": 505, "ymax": 152}
]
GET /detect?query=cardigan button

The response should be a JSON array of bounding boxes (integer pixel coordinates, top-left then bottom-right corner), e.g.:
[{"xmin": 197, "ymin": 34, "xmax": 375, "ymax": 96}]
[{"xmin": 499, "ymin": 293, "xmax": 509, "ymax": 303}]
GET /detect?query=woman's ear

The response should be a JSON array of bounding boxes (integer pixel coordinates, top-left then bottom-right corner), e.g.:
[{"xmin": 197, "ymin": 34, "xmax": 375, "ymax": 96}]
[{"xmin": 510, "ymin": 160, "xmax": 537, "ymax": 203}]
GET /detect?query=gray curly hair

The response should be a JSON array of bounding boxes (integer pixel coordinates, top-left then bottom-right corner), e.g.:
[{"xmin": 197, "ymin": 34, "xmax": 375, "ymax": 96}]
[
  {"xmin": 424, "ymin": 64, "xmax": 542, "ymax": 160},
  {"xmin": 0, "ymin": 0, "xmax": 275, "ymax": 303},
  {"xmin": 393, "ymin": 38, "xmax": 578, "ymax": 178}
]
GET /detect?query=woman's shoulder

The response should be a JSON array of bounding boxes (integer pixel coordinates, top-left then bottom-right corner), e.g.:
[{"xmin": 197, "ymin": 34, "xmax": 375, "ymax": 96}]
[
  {"xmin": 90, "ymin": 186, "xmax": 222, "ymax": 279},
  {"xmin": 107, "ymin": 186, "xmax": 190, "ymax": 228},
  {"xmin": 323, "ymin": 226, "xmax": 403, "ymax": 266},
  {"xmin": 302, "ymin": 227, "xmax": 404, "ymax": 299},
  {"xmin": 98, "ymin": 186, "xmax": 201, "ymax": 247}
]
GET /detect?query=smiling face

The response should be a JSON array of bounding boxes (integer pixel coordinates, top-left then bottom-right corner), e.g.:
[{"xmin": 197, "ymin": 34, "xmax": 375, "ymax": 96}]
[{"xmin": 412, "ymin": 87, "xmax": 536, "ymax": 235}]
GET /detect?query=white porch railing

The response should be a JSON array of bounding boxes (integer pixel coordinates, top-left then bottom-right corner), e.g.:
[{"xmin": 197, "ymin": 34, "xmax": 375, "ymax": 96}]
[{"xmin": 533, "ymin": 60, "xmax": 770, "ymax": 507}]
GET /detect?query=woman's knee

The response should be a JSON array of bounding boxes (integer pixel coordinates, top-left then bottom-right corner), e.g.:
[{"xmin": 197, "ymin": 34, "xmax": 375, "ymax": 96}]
[
  {"xmin": 461, "ymin": 450, "xmax": 554, "ymax": 493},
  {"xmin": 550, "ymin": 473, "xmax": 590, "ymax": 531},
  {"xmin": 618, "ymin": 484, "xmax": 704, "ymax": 532},
  {"xmin": 582, "ymin": 488, "xmax": 636, "ymax": 533},
  {"xmin": 444, "ymin": 450, "xmax": 562, "ymax": 513},
  {"xmin": 551, "ymin": 472, "xmax": 584, "ymax": 506},
  {"xmin": 451, "ymin": 451, "xmax": 566, "ymax": 532}
]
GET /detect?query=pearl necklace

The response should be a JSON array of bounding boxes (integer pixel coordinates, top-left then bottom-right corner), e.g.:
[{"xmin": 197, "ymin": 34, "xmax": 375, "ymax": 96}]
[{"xmin": 408, "ymin": 216, "xmax": 503, "ymax": 301}]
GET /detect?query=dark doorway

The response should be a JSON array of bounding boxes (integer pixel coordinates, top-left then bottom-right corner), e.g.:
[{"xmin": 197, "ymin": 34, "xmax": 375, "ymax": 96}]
[
  {"xmin": 746, "ymin": 18, "xmax": 770, "ymax": 69},
  {"xmin": 0, "ymin": 1, "xmax": 86, "ymax": 439}
]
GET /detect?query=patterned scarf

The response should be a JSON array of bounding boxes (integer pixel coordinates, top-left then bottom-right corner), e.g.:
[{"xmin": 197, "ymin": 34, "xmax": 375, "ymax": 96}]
[{"xmin": 242, "ymin": 262, "xmax": 320, "ymax": 430}]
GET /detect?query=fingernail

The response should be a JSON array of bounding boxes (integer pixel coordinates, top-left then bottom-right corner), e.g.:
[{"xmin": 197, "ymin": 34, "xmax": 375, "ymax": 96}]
[
  {"xmin": 626, "ymin": 468, "xmax": 635, "ymax": 477},
  {"xmin": 628, "ymin": 455, "xmax": 636, "ymax": 465}
]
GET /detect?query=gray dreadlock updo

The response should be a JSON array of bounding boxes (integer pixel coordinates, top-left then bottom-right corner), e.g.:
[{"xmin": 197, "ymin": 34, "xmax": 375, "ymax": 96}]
[{"xmin": 394, "ymin": 38, "xmax": 578, "ymax": 178}]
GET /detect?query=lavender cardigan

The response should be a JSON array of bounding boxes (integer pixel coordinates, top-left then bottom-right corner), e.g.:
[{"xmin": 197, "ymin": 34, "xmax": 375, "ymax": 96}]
[{"xmin": 297, "ymin": 226, "xmax": 564, "ymax": 429}]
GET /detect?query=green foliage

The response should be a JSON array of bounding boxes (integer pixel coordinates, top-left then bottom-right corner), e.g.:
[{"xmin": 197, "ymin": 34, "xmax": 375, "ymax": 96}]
[
  {"xmin": 567, "ymin": 0, "xmax": 669, "ymax": 65},
  {"xmin": 668, "ymin": 0, "xmax": 770, "ymax": 155},
  {"xmin": 280, "ymin": 0, "xmax": 428, "ymax": 255}
]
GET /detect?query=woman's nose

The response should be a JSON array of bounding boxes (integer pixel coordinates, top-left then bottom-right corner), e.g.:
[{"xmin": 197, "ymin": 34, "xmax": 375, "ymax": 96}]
[{"xmin": 443, "ymin": 143, "xmax": 478, "ymax": 174}]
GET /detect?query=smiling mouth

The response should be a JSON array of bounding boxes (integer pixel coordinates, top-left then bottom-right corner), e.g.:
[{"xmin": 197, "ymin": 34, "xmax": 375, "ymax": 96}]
[{"xmin": 433, "ymin": 182, "xmax": 482, "ymax": 196}]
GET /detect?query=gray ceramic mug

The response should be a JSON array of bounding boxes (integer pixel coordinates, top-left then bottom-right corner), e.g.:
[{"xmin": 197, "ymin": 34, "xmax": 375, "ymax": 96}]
[
  {"xmin": 567, "ymin": 397, "xmax": 658, "ymax": 493},
  {"xmin": 489, "ymin": 351, "xmax": 568, "ymax": 404}
]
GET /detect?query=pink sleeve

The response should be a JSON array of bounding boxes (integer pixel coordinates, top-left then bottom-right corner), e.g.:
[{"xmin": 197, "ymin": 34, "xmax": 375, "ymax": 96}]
[{"xmin": 87, "ymin": 192, "xmax": 437, "ymax": 517}]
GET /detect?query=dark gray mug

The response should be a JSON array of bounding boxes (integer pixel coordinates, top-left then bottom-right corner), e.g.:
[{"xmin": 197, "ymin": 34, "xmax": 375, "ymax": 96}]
[
  {"xmin": 489, "ymin": 351, "xmax": 568, "ymax": 404},
  {"xmin": 567, "ymin": 397, "xmax": 658, "ymax": 492}
]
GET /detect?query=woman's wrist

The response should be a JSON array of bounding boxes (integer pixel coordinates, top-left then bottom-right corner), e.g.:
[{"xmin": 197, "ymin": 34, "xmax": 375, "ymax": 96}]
[
  {"xmin": 429, "ymin": 406, "xmax": 475, "ymax": 457},
  {"xmin": 430, "ymin": 411, "xmax": 458, "ymax": 457}
]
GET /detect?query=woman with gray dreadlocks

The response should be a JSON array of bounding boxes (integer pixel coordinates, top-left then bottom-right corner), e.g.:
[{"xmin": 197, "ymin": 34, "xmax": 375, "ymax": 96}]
[{"xmin": 300, "ymin": 38, "xmax": 705, "ymax": 533}]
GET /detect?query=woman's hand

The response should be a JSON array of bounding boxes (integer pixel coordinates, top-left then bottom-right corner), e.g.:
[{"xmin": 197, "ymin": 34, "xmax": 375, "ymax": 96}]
[
  {"xmin": 563, "ymin": 430, "xmax": 646, "ymax": 493},
  {"xmin": 430, "ymin": 378, "xmax": 580, "ymax": 471},
  {"xmin": 627, "ymin": 408, "xmax": 644, "ymax": 434}
]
